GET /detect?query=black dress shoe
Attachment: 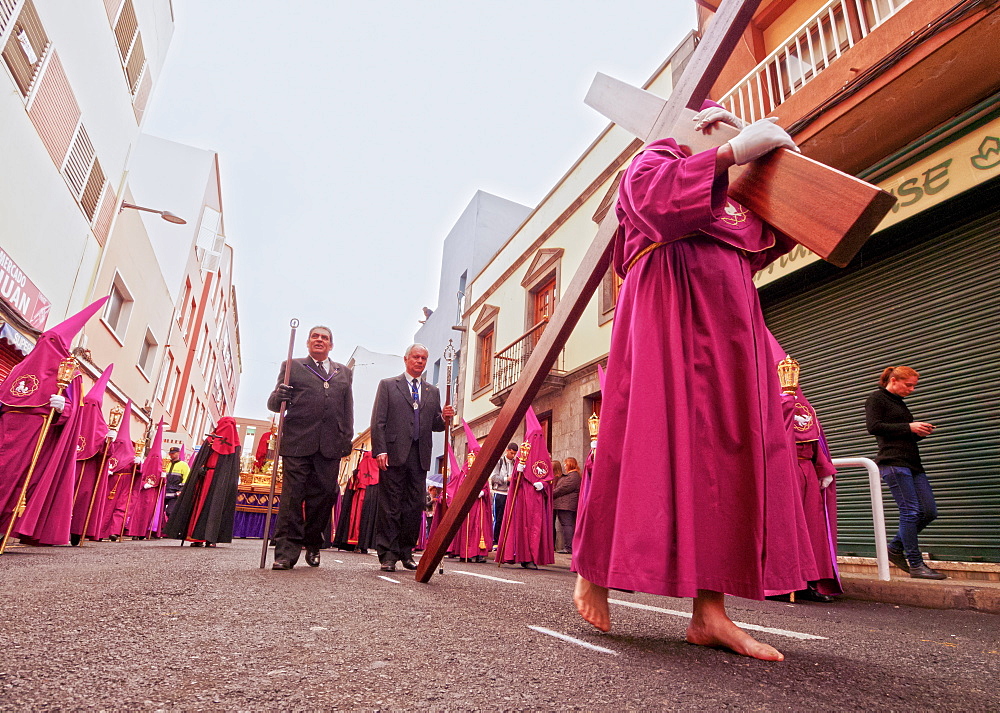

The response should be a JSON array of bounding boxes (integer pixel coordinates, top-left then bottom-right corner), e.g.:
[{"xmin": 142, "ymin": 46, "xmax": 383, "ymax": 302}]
[
  {"xmin": 401, "ymin": 558, "xmax": 418, "ymax": 570},
  {"xmin": 305, "ymin": 549, "xmax": 320, "ymax": 567},
  {"xmin": 272, "ymin": 559, "xmax": 293, "ymax": 570},
  {"xmin": 797, "ymin": 588, "xmax": 835, "ymax": 603},
  {"xmin": 474, "ymin": 555, "xmax": 486, "ymax": 563},
  {"xmin": 520, "ymin": 561, "xmax": 538, "ymax": 570},
  {"xmin": 380, "ymin": 562, "xmax": 396, "ymax": 572},
  {"xmin": 909, "ymin": 563, "xmax": 947, "ymax": 580},
  {"xmin": 887, "ymin": 548, "xmax": 910, "ymax": 573}
]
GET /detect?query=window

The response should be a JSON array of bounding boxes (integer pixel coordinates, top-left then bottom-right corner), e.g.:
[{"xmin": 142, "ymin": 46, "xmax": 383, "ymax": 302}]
[
  {"xmin": 196, "ymin": 206, "xmax": 225, "ymax": 273},
  {"xmin": 112, "ymin": 0, "xmax": 146, "ymax": 94},
  {"xmin": 471, "ymin": 305, "xmax": 499, "ymax": 397},
  {"xmin": 104, "ymin": 274, "xmax": 133, "ymax": 339},
  {"xmin": 181, "ymin": 387, "xmax": 195, "ymax": 432},
  {"xmin": 182, "ymin": 296, "xmax": 196, "ymax": 340},
  {"xmin": 521, "ymin": 248, "xmax": 563, "ymax": 341},
  {"xmin": 2, "ymin": 0, "xmax": 47, "ymax": 97},
  {"xmin": 155, "ymin": 352, "xmax": 173, "ymax": 403},
  {"xmin": 456, "ymin": 271, "xmax": 467, "ymax": 323},
  {"xmin": 137, "ymin": 329, "xmax": 157, "ymax": 375},
  {"xmin": 177, "ymin": 279, "xmax": 191, "ymax": 328},
  {"xmin": 432, "ymin": 359, "xmax": 441, "ymax": 387},
  {"xmin": 599, "ymin": 267, "xmax": 624, "ymax": 325},
  {"xmin": 532, "ymin": 277, "xmax": 556, "ymax": 324},
  {"xmin": 475, "ymin": 325, "xmax": 494, "ymax": 392},
  {"xmin": 195, "ymin": 324, "xmax": 209, "ymax": 369},
  {"xmin": 168, "ymin": 366, "xmax": 181, "ymax": 412}
]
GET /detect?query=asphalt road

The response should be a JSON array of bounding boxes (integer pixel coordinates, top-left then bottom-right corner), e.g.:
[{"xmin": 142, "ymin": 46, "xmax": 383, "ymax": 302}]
[{"xmin": 1, "ymin": 539, "xmax": 996, "ymax": 710}]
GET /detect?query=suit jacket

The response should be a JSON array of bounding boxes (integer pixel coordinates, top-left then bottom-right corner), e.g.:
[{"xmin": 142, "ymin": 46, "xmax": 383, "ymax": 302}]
[
  {"xmin": 267, "ymin": 358, "xmax": 354, "ymax": 459},
  {"xmin": 370, "ymin": 373, "xmax": 445, "ymax": 472}
]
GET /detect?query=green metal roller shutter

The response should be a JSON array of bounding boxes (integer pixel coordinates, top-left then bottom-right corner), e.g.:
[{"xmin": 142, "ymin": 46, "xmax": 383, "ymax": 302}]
[{"xmin": 762, "ymin": 195, "xmax": 1000, "ymax": 563}]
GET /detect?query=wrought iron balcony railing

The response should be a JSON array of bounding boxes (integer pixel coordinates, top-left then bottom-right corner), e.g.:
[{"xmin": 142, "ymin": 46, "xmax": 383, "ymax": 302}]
[
  {"xmin": 719, "ymin": 0, "xmax": 912, "ymax": 124},
  {"xmin": 492, "ymin": 318, "xmax": 565, "ymax": 396}
]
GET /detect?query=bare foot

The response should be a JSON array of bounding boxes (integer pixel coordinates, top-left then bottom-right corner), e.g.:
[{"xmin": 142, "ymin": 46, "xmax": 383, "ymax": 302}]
[
  {"xmin": 685, "ymin": 617, "xmax": 784, "ymax": 661},
  {"xmin": 573, "ymin": 575, "xmax": 611, "ymax": 632}
]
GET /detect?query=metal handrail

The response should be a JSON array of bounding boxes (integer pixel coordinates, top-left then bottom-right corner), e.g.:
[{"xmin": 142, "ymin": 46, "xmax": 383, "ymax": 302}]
[
  {"xmin": 831, "ymin": 456, "xmax": 890, "ymax": 581},
  {"xmin": 492, "ymin": 318, "xmax": 549, "ymax": 394}
]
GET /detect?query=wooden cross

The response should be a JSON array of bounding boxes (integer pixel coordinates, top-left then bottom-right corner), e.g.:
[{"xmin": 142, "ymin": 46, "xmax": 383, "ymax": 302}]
[{"xmin": 416, "ymin": 0, "xmax": 894, "ymax": 583}]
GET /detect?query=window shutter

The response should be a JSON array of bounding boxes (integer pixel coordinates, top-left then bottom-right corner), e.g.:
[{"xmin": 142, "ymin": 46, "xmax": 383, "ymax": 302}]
[
  {"xmin": 26, "ymin": 50, "xmax": 81, "ymax": 167},
  {"xmin": 62, "ymin": 124, "xmax": 96, "ymax": 198}
]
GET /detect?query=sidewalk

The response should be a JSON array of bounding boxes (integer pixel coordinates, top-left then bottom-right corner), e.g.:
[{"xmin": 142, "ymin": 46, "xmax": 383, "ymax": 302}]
[{"xmin": 838, "ymin": 557, "xmax": 1000, "ymax": 614}]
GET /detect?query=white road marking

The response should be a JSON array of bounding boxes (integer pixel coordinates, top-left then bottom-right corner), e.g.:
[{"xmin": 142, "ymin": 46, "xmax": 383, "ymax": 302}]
[
  {"xmin": 609, "ymin": 599, "xmax": 827, "ymax": 640},
  {"xmin": 333, "ymin": 559, "xmax": 344, "ymax": 563},
  {"xmin": 453, "ymin": 570, "xmax": 525, "ymax": 584},
  {"xmin": 378, "ymin": 575, "xmax": 400, "ymax": 584},
  {"xmin": 528, "ymin": 626, "xmax": 618, "ymax": 655}
]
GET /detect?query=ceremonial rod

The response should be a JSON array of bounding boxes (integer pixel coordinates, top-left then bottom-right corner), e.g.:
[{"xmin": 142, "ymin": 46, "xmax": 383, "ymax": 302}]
[
  {"xmin": 495, "ymin": 441, "xmax": 529, "ymax": 567},
  {"xmin": 78, "ymin": 404, "xmax": 124, "ymax": 546},
  {"xmin": 259, "ymin": 318, "xmax": 299, "ymax": 569},
  {"xmin": 1, "ymin": 357, "xmax": 77, "ymax": 555},
  {"xmin": 117, "ymin": 439, "xmax": 145, "ymax": 541},
  {"xmin": 438, "ymin": 340, "xmax": 456, "ymax": 574}
]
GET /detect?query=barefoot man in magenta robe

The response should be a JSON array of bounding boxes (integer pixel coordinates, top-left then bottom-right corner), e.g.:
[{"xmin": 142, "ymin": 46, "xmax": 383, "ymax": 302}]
[{"xmin": 572, "ymin": 105, "xmax": 823, "ymax": 661}]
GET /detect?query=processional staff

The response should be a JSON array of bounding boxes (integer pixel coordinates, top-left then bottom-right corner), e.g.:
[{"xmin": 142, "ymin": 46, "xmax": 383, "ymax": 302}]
[
  {"xmin": 78, "ymin": 404, "xmax": 124, "ymax": 546},
  {"xmin": 259, "ymin": 318, "xmax": 299, "ymax": 569},
  {"xmin": 117, "ymin": 438, "xmax": 146, "ymax": 541},
  {"xmin": 437, "ymin": 340, "xmax": 456, "ymax": 574},
  {"xmin": 0, "ymin": 357, "xmax": 77, "ymax": 555},
  {"xmin": 496, "ymin": 440, "xmax": 530, "ymax": 567}
]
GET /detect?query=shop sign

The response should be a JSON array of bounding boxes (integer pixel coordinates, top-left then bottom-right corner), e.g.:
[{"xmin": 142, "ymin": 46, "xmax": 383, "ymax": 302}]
[
  {"xmin": 0, "ymin": 247, "xmax": 51, "ymax": 330},
  {"xmin": 754, "ymin": 116, "xmax": 1000, "ymax": 288}
]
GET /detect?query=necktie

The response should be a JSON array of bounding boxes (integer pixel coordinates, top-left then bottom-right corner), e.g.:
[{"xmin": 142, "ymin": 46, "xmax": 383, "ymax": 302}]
[
  {"xmin": 411, "ymin": 378, "xmax": 420, "ymax": 440},
  {"xmin": 316, "ymin": 360, "xmax": 326, "ymax": 375}
]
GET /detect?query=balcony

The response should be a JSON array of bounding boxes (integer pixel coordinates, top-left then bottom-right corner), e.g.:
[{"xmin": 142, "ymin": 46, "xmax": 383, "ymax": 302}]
[
  {"xmin": 489, "ymin": 318, "xmax": 565, "ymax": 407},
  {"xmin": 720, "ymin": 0, "xmax": 912, "ymax": 124}
]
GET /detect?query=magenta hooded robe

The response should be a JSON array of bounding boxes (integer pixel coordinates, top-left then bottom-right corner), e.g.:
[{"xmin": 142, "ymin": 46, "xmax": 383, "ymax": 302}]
[
  {"xmin": 0, "ymin": 297, "xmax": 108, "ymax": 541},
  {"xmin": 98, "ymin": 401, "xmax": 137, "ymax": 539},
  {"xmin": 765, "ymin": 332, "xmax": 841, "ymax": 596},
  {"xmin": 126, "ymin": 419, "xmax": 165, "ymax": 537},
  {"xmin": 446, "ymin": 424, "xmax": 493, "ymax": 559},
  {"xmin": 573, "ymin": 138, "xmax": 819, "ymax": 600},
  {"xmin": 497, "ymin": 407, "xmax": 554, "ymax": 566},
  {"xmin": 70, "ymin": 364, "xmax": 115, "ymax": 540}
]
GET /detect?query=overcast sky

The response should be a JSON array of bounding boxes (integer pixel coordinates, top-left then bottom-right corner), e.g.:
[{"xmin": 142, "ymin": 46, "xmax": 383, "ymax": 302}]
[{"xmin": 142, "ymin": 1, "xmax": 697, "ymax": 421}]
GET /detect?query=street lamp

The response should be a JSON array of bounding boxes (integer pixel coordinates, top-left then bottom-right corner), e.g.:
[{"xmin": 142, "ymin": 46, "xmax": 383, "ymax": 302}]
[{"xmin": 119, "ymin": 202, "xmax": 187, "ymax": 225}]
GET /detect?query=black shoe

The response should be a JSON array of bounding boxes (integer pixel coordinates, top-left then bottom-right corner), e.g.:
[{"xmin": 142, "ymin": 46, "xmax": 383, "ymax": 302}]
[
  {"xmin": 380, "ymin": 561, "xmax": 396, "ymax": 572},
  {"xmin": 401, "ymin": 558, "xmax": 418, "ymax": 570},
  {"xmin": 520, "ymin": 562, "xmax": 538, "ymax": 570},
  {"xmin": 797, "ymin": 587, "xmax": 835, "ymax": 603},
  {"xmin": 272, "ymin": 559, "xmax": 293, "ymax": 571},
  {"xmin": 305, "ymin": 549, "xmax": 320, "ymax": 567},
  {"xmin": 474, "ymin": 555, "xmax": 486, "ymax": 563},
  {"xmin": 887, "ymin": 548, "xmax": 910, "ymax": 573},
  {"xmin": 358, "ymin": 548, "xmax": 369, "ymax": 555},
  {"xmin": 109, "ymin": 535, "xmax": 118, "ymax": 542},
  {"xmin": 190, "ymin": 541, "xmax": 204, "ymax": 547},
  {"xmin": 70, "ymin": 533, "xmax": 81, "ymax": 547},
  {"xmin": 909, "ymin": 564, "xmax": 947, "ymax": 580}
]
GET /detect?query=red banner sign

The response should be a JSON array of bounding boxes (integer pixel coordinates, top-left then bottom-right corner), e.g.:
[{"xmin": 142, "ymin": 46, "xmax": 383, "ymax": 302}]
[{"xmin": 0, "ymin": 247, "xmax": 51, "ymax": 330}]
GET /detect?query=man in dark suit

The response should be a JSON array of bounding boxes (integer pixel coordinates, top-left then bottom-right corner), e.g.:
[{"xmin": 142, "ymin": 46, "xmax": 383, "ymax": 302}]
[
  {"xmin": 267, "ymin": 326, "xmax": 353, "ymax": 570},
  {"xmin": 371, "ymin": 344, "xmax": 454, "ymax": 572}
]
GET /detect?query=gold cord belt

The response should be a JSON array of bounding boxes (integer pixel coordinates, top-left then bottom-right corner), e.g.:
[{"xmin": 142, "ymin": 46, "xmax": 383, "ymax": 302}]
[{"xmin": 625, "ymin": 233, "xmax": 699, "ymax": 274}]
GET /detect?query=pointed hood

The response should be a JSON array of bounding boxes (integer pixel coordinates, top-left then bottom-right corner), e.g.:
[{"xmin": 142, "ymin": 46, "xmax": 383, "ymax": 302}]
[
  {"xmin": 76, "ymin": 363, "xmax": 114, "ymax": 461},
  {"xmin": 444, "ymin": 440, "xmax": 462, "ymax": 500},
  {"xmin": 47, "ymin": 296, "xmax": 110, "ymax": 351},
  {"xmin": 1, "ymin": 296, "xmax": 108, "ymax": 408},
  {"xmin": 462, "ymin": 419, "xmax": 480, "ymax": 454},
  {"xmin": 523, "ymin": 406, "xmax": 553, "ymax": 484},
  {"xmin": 209, "ymin": 416, "xmax": 239, "ymax": 455},
  {"xmin": 107, "ymin": 399, "xmax": 136, "ymax": 474},
  {"xmin": 597, "ymin": 363, "xmax": 606, "ymax": 392}
]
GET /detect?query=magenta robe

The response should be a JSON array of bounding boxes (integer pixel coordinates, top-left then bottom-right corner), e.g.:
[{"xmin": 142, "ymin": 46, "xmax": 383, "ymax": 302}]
[
  {"xmin": 573, "ymin": 139, "xmax": 819, "ymax": 600},
  {"xmin": 447, "ymin": 467, "xmax": 493, "ymax": 559},
  {"xmin": 11, "ymin": 375, "xmax": 84, "ymax": 545}
]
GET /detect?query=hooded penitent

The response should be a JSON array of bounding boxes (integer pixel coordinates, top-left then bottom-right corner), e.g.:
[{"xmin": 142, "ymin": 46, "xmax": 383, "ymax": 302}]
[
  {"xmin": 126, "ymin": 418, "xmax": 165, "ymax": 538},
  {"xmin": 0, "ymin": 296, "xmax": 108, "ymax": 543},
  {"xmin": 496, "ymin": 407, "xmax": 554, "ymax": 566},
  {"xmin": 70, "ymin": 364, "xmax": 115, "ymax": 541},
  {"xmin": 98, "ymin": 400, "xmax": 137, "ymax": 539}
]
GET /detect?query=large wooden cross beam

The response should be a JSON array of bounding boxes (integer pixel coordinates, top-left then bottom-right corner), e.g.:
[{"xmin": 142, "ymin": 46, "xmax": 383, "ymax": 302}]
[{"xmin": 416, "ymin": 0, "xmax": 894, "ymax": 583}]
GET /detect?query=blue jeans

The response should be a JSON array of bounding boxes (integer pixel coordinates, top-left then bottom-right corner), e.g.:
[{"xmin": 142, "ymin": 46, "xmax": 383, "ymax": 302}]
[{"xmin": 881, "ymin": 465, "xmax": 938, "ymax": 567}]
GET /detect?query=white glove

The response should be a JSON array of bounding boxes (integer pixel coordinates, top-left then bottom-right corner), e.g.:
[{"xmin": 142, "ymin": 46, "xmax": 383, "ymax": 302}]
[
  {"xmin": 142, "ymin": 481, "xmax": 154, "ymax": 490},
  {"xmin": 107, "ymin": 429, "xmax": 118, "ymax": 440},
  {"xmin": 477, "ymin": 490, "xmax": 484, "ymax": 499},
  {"xmin": 49, "ymin": 394, "xmax": 66, "ymax": 412},
  {"xmin": 532, "ymin": 481, "xmax": 544, "ymax": 491},
  {"xmin": 820, "ymin": 475, "xmax": 834, "ymax": 490},
  {"xmin": 693, "ymin": 106, "xmax": 745, "ymax": 131},
  {"xmin": 727, "ymin": 118, "xmax": 798, "ymax": 165}
]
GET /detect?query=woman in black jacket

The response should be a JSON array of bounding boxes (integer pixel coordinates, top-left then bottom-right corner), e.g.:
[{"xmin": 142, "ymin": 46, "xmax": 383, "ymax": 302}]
[
  {"xmin": 553, "ymin": 457, "xmax": 582, "ymax": 554},
  {"xmin": 865, "ymin": 365, "xmax": 945, "ymax": 580}
]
